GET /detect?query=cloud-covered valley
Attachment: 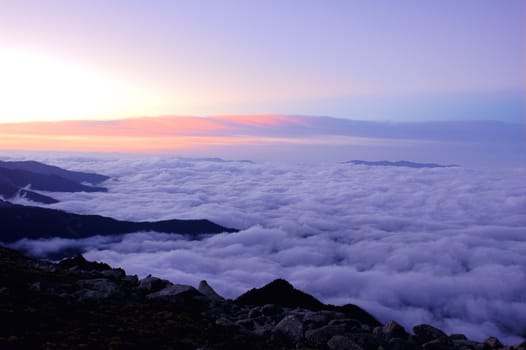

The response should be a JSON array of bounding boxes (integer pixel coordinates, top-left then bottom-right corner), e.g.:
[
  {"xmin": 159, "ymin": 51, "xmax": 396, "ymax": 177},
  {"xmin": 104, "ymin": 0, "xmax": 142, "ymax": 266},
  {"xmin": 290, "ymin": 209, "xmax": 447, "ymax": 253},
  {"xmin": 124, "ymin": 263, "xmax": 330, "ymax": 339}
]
[{"xmin": 7, "ymin": 155, "xmax": 526, "ymax": 343}]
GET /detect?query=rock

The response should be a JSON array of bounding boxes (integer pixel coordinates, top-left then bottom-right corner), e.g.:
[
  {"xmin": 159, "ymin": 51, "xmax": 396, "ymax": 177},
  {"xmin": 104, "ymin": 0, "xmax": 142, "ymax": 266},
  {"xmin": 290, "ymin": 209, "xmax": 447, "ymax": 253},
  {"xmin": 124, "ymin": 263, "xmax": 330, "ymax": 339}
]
[
  {"xmin": 58, "ymin": 254, "xmax": 112, "ymax": 271},
  {"xmin": 515, "ymin": 340, "xmax": 526, "ymax": 350},
  {"xmin": 475, "ymin": 343, "xmax": 492, "ymax": 350},
  {"xmin": 453, "ymin": 339, "xmax": 486, "ymax": 350},
  {"xmin": 389, "ymin": 337, "xmax": 418, "ymax": 350},
  {"xmin": 31, "ymin": 282, "xmax": 41, "ymax": 292},
  {"xmin": 146, "ymin": 284, "xmax": 196, "ymax": 299},
  {"xmin": 272, "ymin": 315, "xmax": 304, "ymax": 343},
  {"xmin": 328, "ymin": 318, "xmax": 362, "ymax": 332},
  {"xmin": 215, "ymin": 317, "xmax": 235, "ymax": 327},
  {"xmin": 121, "ymin": 275, "xmax": 139, "ymax": 285},
  {"xmin": 450, "ymin": 334, "xmax": 468, "ymax": 341},
  {"xmin": 484, "ymin": 337, "xmax": 503, "ymax": 349},
  {"xmin": 305, "ymin": 325, "xmax": 346, "ymax": 348},
  {"xmin": 0, "ymin": 245, "xmax": 519, "ymax": 350},
  {"xmin": 236, "ymin": 278, "xmax": 326, "ymax": 310},
  {"xmin": 248, "ymin": 308, "xmax": 262, "ymax": 319},
  {"xmin": 336, "ymin": 304, "xmax": 382, "ymax": 327},
  {"xmin": 75, "ymin": 279, "xmax": 123, "ymax": 301},
  {"xmin": 101, "ymin": 269, "xmax": 125, "ymax": 279},
  {"xmin": 136, "ymin": 275, "xmax": 172, "ymax": 293},
  {"xmin": 304, "ymin": 310, "xmax": 344, "ymax": 329},
  {"xmin": 235, "ymin": 318, "xmax": 255, "ymax": 330},
  {"xmin": 422, "ymin": 337, "xmax": 453, "ymax": 350},
  {"xmin": 413, "ymin": 324, "xmax": 448, "ymax": 344},
  {"xmin": 198, "ymin": 280, "xmax": 224, "ymax": 301},
  {"xmin": 260, "ymin": 303, "xmax": 281, "ymax": 316},
  {"xmin": 383, "ymin": 320, "xmax": 409, "ymax": 339},
  {"xmin": 327, "ymin": 335, "xmax": 364, "ymax": 350},
  {"xmin": 346, "ymin": 332, "xmax": 383, "ymax": 350},
  {"xmin": 251, "ymin": 316, "xmax": 274, "ymax": 337}
]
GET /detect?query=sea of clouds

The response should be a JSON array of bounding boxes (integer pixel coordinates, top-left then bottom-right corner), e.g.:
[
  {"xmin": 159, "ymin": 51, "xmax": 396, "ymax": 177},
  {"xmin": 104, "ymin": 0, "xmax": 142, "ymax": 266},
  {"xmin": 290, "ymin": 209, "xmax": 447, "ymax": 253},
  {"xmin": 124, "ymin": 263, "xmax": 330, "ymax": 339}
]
[{"xmin": 7, "ymin": 155, "xmax": 526, "ymax": 343}]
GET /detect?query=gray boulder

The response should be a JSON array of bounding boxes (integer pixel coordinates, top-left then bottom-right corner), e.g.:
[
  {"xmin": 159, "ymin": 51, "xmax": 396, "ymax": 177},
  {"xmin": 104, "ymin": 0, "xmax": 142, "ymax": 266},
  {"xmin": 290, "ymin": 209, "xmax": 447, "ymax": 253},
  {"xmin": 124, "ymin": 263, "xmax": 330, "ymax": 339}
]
[
  {"xmin": 422, "ymin": 337, "xmax": 453, "ymax": 350},
  {"xmin": 484, "ymin": 337, "xmax": 503, "ymax": 349},
  {"xmin": 146, "ymin": 284, "xmax": 196, "ymax": 299},
  {"xmin": 272, "ymin": 315, "xmax": 304, "ymax": 343},
  {"xmin": 328, "ymin": 335, "xmax": 364, "ymax": 350},
  {"xmin": 515, "ymin": 340, "xmax": 526, "ymax": 350},
  {"xmin": 305, "ymin": 324, "xmax": 346, "ymax": 348},
  {"xmin": 100, "ymin": 269, "xmax": 125, "ymax": 279},
  {"xmin": 260, "ymin": 303, "xmax": 281, "ymax": 316},
  {"xmin": 413, "ymin": 324, "xmax": 448, "ymax": 344},
  {"xmin": 75, "ymin": 278, "xmax": 123, "ymax": 301},
  {"xmin": 137, "ymin": 275, "xmax": 172, "ymax": 293},
  {"xmin": 198, "ymin": 280, "xmax": 224, "ymax": 301},
  {"xmin": 304, "ymin": 310, "xmax": 343, "ymax": 329},
  {"xmin": 383, "ymin": 320, "xmax": 409, "ymax": 339}
]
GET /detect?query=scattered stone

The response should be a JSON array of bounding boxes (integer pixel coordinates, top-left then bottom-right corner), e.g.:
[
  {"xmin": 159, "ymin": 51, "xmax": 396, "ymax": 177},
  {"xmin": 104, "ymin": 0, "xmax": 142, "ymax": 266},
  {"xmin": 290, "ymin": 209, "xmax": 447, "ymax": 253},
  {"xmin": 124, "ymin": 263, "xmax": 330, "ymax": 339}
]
[
  {"xmin": 422, "ymin": 337, "xmax": 453, "ymax": 350},
  {"xmin": 235, "ymin": 318, "xmax": 255, "ymax": 330},
  {"xmin": 58, "ymin": 254, "xmax": 111, "ymax": 271},
  {"xmin": 136, "ymin": 275, "xmax": 172, "ymax": 293},
  {"xmin": 484, "ymin": 337, "xmax": 503, "ymax": 349},
  {"xmin": 272, "ymin": 315, "xmax": 304, "ymax": 343},
  {"xmin": 383, "ymin": 320, "xmax": 409, "ymax": 339},
  {"xmin": 198, "ymin": 280, "xmax": 224, "ymax": 301},
  {"xmin": 389, "ymin": 337, "xmax": 417, "ymax": 350},
  {"xmin": 248, "ymin": 308, "xmax": 262, "ymax": 319},
  {"xmin": 414, "ymin": 324, "xmax": 448, "ymax": 344},
  {"xmin": 0, "ymin": 246, "xmax": 519, "ymax": 350},
  {"xmin": 450, "ymin": 334, "xmax": 468, "ymax": 341},
  {"xmin": 100, "ymin": 268, "xmax": 125, "ymax": 279},
  {"xmin": 146, "ymin": 284, "xmax": 196, "ymax": 299},
  {"xmin": 515, "ymin": 340, "xmax": 526, "ymax": 350},
  {"xmin": 327, "ymin": 335, "xmax": 364, "ymax": 350},
  {"xmin": 260, "ymin": 303, "xmax": 280, "ymax": 316},
  {"xmin": 305, "ymin": 325, "xmax": 346, "ymax": 348},
  {"xmin": 328, "ymin": 318, "xmax": 362, "ymax": 331},
  {"xmin": 75, "ymin": 278, "xmax": 122, "ymax": 300}
]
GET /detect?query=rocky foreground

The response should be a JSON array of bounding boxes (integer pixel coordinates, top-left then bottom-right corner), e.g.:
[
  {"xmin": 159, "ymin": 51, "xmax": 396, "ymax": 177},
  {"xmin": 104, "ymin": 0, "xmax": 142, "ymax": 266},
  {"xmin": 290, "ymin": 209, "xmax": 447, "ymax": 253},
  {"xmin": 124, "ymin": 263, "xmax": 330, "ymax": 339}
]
[{"xmin": 0, "ymin": 246, "xmax": 523, "ymax": 350}]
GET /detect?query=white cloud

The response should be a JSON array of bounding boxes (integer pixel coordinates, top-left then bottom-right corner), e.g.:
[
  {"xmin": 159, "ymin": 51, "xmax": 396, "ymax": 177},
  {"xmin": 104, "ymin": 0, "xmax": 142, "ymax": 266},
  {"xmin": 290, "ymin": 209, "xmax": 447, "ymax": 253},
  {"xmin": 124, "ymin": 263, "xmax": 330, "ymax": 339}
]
[{"xmin": 8, "ymin": 155, "xmax": 526, "ymax": 344}]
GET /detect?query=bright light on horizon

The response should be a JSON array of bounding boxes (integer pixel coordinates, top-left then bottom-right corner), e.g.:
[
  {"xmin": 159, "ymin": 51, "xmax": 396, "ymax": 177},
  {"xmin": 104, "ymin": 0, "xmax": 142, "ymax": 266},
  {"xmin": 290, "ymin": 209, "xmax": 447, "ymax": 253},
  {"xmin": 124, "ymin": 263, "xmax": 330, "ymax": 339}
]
[{"xmin": 0, "ymin": 49, "xmax": 162, "ymax": 123}]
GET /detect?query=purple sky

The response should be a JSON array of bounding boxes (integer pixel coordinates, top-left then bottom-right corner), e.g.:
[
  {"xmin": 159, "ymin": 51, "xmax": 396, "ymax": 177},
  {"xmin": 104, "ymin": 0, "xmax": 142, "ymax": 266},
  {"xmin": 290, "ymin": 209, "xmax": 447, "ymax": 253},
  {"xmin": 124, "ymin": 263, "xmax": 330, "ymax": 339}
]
[{"xmin": 0, "ymin": 0, "xmax": 524, "ymax": 122}]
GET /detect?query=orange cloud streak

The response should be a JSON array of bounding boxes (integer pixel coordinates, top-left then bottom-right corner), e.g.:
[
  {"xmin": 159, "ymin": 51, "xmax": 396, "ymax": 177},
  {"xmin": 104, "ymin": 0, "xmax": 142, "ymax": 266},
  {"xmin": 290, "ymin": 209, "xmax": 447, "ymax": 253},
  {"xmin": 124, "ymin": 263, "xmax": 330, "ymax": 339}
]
[
  {"xmin": 214, "ymin": 114, "xmax": 306, "ymax": 127},
  {"xmin": 0, "ymin": 115, "xmax": 310, "ymax": 152}
]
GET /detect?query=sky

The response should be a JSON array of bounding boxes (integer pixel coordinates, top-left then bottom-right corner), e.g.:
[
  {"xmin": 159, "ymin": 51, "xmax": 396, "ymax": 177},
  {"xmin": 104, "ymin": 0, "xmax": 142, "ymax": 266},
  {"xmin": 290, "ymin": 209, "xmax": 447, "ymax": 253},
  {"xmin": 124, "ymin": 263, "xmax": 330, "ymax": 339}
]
[{"xmin": 0, "ymin": 0, "xmax": 525, "ymax": 123}]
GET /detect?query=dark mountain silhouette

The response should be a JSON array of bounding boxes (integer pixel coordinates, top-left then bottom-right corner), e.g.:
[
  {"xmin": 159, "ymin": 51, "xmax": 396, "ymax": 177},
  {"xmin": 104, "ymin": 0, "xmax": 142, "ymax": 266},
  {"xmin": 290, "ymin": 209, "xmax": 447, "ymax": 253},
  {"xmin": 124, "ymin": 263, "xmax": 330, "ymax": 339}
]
[
  {"xmin": 345, "ymin": 160, "xmax": 457, "ymax": 168},
  {"xmin": 0, "ymin": 160, "xmax": 109, "ymax": 184},
  {"xmin": 236, "ymin": 278, "xmax": 380, "ymax": 327},
  {"xmin": 0, "ymin": 160, "xmax": 109, "ymax": 204},
  {"xmin": 17, "ymin": 189, "xmax": 59, "ymax": 204},
  {"xmin": 0, "ymin": 167, "xmax": 107, "ymax": 193},
  {"xmin": 0, "ymin": 200, "xmax": 237, "ymax": 242}
]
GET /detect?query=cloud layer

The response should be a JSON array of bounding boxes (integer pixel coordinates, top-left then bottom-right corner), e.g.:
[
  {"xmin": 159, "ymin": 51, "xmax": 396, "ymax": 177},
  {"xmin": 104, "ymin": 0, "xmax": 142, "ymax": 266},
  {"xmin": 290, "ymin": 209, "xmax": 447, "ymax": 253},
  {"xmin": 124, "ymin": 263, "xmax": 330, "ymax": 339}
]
[
  {"xmin": 8, "ymin": 155, "xmax": 526, "ymax": 343},
  {"xmin": 1, "ymin": 116, "xmax": 524, "ymax": 166}
]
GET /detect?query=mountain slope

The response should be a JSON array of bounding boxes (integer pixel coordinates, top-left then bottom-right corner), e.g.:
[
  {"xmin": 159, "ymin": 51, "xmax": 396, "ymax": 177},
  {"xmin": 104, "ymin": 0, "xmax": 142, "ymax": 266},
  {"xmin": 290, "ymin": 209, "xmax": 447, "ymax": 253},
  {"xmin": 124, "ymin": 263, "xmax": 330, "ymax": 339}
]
[
  {"xmin": 0, "ymin": 200, "xmax": 237, "ymax": 242},
  {"xmin": 0, "ymin": 160, "xmax": 108, "ymax": 204},
  {"xmin": 236, "ymin": 278, "xmax": 380, "ymax": 327},
  {"xmin": 0, "ymin": 246, "xmax": 518, "ymax": 350},
  {"xmin": 0, "ymin": 160, "xmax": 109, "ymax": 184},
  {"xmin": 345, "ymin": 160, "xmax": 457, "ymax": 168}
]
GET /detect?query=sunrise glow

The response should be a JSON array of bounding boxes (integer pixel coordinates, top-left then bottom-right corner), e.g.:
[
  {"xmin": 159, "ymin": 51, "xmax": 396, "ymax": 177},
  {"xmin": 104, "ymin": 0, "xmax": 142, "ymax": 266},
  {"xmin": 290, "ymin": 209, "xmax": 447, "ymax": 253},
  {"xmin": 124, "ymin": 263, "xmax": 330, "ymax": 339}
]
[{"xmin": 0, "ymin": 50, "xmax": 159, "ymax": 123}]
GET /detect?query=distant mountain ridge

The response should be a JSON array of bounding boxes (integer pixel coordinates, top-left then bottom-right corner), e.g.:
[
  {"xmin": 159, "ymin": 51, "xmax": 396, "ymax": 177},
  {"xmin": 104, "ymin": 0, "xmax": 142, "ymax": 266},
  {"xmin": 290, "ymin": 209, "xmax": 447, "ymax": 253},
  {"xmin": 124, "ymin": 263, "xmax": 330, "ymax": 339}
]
[
  {"xmin": 345, "ymin": 160, "xmax": 458, "ymax": 168},
  {"xmin": 0, "ymin": 200, "xmax": 237, "ymax": 243},
  {"xmin": 0, "ymin": 160, "xmax": 109, "ymax": 184},
  {"xmin": 0, "ymin": 160, "xmax": 108, "ymax": 204}
]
